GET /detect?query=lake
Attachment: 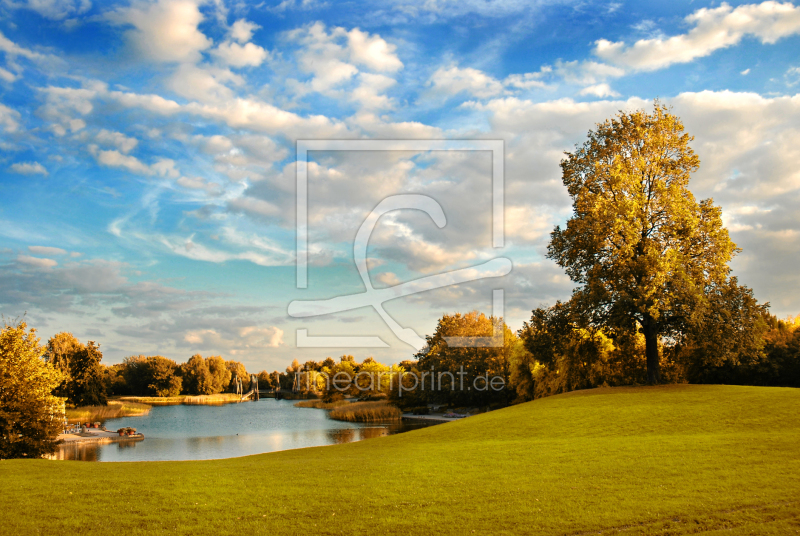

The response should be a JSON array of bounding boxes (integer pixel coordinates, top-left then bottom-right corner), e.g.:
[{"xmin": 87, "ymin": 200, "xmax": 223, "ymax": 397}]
[{"xmin": 53, "ymin": 399, "xmax": 434, "ymax": 462}]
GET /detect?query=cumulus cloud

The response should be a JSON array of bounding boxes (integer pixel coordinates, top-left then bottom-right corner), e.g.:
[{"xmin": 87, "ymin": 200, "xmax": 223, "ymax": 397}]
[
  {"xmin": 595, "ymin": 1, "xmax": 800, "ymax": 71},
  {"xmin": 106, "ymin": 0, "xmax": 211, "ymax": 63},
  {"xmin": 211, "ymin": 40, "xmax": 269, "ymax": 68},
  {"xmin": 427, "ymin": 64, "xmax": 505, "ymax": 98},
  {"xmin": 10, "ymin": 161, "xmax": 48, "ymax": 175},
  {"xmin": 284, "ymin": 22, "xmax": 402, "ymax": 106},
  {"xmin": 184, "ymin": 325, "xmax": 284, "ymax": 354},
  {"xmin": 579, "ymin": 83, "xmax": 620, "ymax": 97},
  {"xmin": 95, "ymin": 129, "xmax": 138, "ymax": 154}
]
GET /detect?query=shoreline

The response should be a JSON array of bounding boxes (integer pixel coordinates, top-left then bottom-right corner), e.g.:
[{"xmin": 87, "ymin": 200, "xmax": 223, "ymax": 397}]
[
  {"xmin": 401, "ymin": 414, "xmax": 466, "ymax": 424},
  {"xmin": 57, "ymin": 430, "xmax": 145, "ymax": 445}
]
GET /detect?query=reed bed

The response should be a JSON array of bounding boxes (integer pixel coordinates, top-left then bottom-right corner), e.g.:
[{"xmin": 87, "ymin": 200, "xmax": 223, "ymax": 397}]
[
  {"xmin": 118, "ymin": 394, "xmax": 242, "ymax": 406},
  {"xmin": 328, "ymin": 401, "xmax": 402, "ymax": 422},
  {"xmin": 65, "ymin": 400, "xmax": 151, "ymax": 423},
  {"xmin": 294, "ymin": 399, "xmax": 350, "ymax": 410}
]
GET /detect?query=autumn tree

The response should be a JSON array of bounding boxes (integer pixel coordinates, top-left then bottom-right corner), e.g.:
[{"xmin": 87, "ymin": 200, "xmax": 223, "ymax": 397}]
[
  {"xmin": 1, "ymin": 321, "xmax": 65, "ymax": 459},
  {"xmin": 411, "ymin": 312, "xmax": 514, "ymax": 407},
  {"xmin": 67, "ymin": 341, "xmax": 107, "ymax": 406},
  {"xmin": 225, "ymin": 360, "xmax": 250, "ymax": 393},
  {"xmin": 206, "ymin": 356, "xmax": 231, "ymax": 394},
  {"xmin": 181, "ymin": 354, "xmax": 213, "ymax": 395},
  {"xmin": 548, "ymin": 103, "xmax": 756, "ymax": 383},
  {"xmin": 44, "ymin": 332, "xmax": 83, "ymax": 397}
]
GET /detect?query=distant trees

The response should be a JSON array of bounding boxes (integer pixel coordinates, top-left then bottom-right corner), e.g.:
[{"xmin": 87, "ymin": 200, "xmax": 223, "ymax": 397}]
[
  {"xmin": 1, "ymin": 321, "xmax": 65, "ymax": 459},
  {"xmin": 181, "ymin": 354, "xmax": 214, "ymax": 395},
  {"xmin": 547, "ymin": 103, "xmax": 763, "ymax": 383},
  {"xmin": 225, "ymin": 360, "xmax": 250, "ymax": 392}
]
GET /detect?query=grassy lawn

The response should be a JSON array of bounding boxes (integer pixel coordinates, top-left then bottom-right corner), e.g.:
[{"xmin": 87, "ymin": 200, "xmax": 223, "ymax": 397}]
[{"xmin": 2, "ymin": 384, "xmax": 799, "ymax": 535}]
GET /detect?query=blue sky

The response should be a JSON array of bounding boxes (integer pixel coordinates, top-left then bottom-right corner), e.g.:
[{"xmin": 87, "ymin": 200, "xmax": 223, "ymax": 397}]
[{"xmin": 1, "ymin": 0, "xmax": 799, "ymax": 371}]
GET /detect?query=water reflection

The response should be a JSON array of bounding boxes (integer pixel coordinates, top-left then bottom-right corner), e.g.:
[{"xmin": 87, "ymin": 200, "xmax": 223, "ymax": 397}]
[{"xmin": 54, "ymin": 399, "xmax": 437, "ymax": 462}]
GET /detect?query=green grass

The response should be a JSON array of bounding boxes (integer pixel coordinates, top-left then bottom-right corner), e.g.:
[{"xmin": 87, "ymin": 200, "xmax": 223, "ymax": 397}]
[
  {"xmin": 2, "ymin": 385, "xmax": 799, "ymax": 535},
  {"xmin": 118, "ymin": 394, "xmax": 242, "ymax": 406},
  {"xmin": 65, "ymin": 400, "xmax": 151, "ymax": 423}
]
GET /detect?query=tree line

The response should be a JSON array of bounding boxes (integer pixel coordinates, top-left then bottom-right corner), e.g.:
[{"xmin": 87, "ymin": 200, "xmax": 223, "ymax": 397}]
[{"xmin": 41, "ymin": 332, "xmax": 298, "ymax": 406}]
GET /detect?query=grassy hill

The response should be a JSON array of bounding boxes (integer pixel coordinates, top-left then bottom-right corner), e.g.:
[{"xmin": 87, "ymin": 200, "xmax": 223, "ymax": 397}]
[{"xmin": 2, "ymin": 384, "xmax": 799, "ymax": 535}]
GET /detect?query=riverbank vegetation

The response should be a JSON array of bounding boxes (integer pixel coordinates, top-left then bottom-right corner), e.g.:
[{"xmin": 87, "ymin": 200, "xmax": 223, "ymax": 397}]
[
  {"xmin": 3, "ymin": 385, "xmax": 799, "ymax": 534},
  {"xmin": 293, "ymin": 399, "xmax": 349, "ymax": 409},
  {"xmin": 328, "ymin": 401, "xmax": 402, "ymax": 422},
  {"xmin": 118, "ymin": 394, "xmax": 242, "ymax": 406},
  {"xmin": 65, "ymin": 400, "xmax": 151, "ymax": 423}
]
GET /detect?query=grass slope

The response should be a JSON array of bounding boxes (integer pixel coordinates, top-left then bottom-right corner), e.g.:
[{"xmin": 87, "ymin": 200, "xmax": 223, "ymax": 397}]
[{"xmin": 2, "ymin": 385, "xmax": 799, "ymax": 535}]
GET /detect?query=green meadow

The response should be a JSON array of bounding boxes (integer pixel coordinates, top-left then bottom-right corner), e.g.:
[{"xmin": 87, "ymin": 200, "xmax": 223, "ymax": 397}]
[{"xmin": 2, "ymin": 384, "xmax": 799, "ymax": 535}]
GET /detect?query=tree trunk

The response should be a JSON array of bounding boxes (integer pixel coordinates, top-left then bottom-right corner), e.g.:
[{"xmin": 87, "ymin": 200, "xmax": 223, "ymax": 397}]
[{"xmin": 642, "ymin": 316, "xmax": 661, "ymax": 384}]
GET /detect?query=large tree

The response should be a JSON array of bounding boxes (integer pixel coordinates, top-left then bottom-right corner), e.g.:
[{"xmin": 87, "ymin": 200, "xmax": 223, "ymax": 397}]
[
  {"xmin": 44, "ymin": 332, "xmax": 83, "ymax": 397},
  {"xmin": 67, "ymin": 341, "xmax": 107, "ymax": 406},
  {"xmin": 547, "ymin": 104, "xmax": 743, "ymax": 383},
  {"xmin": 0, "ymin": 321, "xmax": 65, "ymax": 459}
]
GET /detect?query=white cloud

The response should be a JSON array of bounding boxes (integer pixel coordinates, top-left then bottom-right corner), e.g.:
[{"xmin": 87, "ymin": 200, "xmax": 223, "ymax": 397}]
[
  {"xmin": 7, "ymin": 0, "xmax": 91, "ymax": 20},
  {"xmin": 595, "ymin": 1, "xmax": 800, "ymax": 71},
  {"xmin": 28, "ymin": 245, "xmax": 67, "ymax": 255},
  {"xmin": 285, "ymin": 22, "xmax": 402, "ymax": 102},
  {"xmin": 0, "ymin": 67, "xmax": 18, "ymax": 82},
  {"xmin": 88, "ymin": 145, "xmax": 150, "ymax": 174},
  {"xmin": 230, "ymin": 19, "xmax": 259, "ymax": 43},
  {"xmin": 579, "ymin": 83, "xmax": 620, "ymax": 97},
  {"xmin": 168, "ymin": 64, "xmax": 244, "ymax": 103},
  {"xmin": 553, "ymin": 60, "xmax": 625, "ymax": 85},
  {"xmin": 428, "ymin": 64, "xmax": 505, "ymax": 98},
  {"xmin": 37, "ymin": 85, "xmax": 95, "ymax": 135},
  {"xmin": 0, "ymin": 30, "xmax": 50, "ymax": 61},
  {"xmin": 95, "ymin": 129, "xmax": 138, "ymax": 154},
  {"xmin": 184, "ymin": 325, "xmax": 284, "ymax": 353},
  {"xmin": 212, "ymin": 41, "xmax": 269, "ymax": 68},
  {"xmin": 10, "ymin": 161, "xmax": 48, "ymax": 175},
  {"xmin": 17, "ymin": 254, "xmax": 57, "ymax": 268},
  {"xmin": 107, "ymin": 0, "xmax": 212, "ymax": 63},
  {"xmin": 177, "ymin": 176, "xmax": 221, "ymax": 193},
  {"xmin": 345, "ymin": 27, "xmax": 403, "ymax": 72},
  {"xmin": 228, "ymin": 196, "xmax": 281, "ymax": 218},
  {"xmin": 0, "ymin": 104, "xmax": 21, "ymax": 132}
]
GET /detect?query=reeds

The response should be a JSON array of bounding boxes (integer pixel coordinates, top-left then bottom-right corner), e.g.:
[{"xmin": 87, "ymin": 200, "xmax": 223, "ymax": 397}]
[
  {"xmin": 294, "ymin": 399, "xmax": 350, "ymax": 409},
  {"xmin": 118, "ymin": 394, "xmax": 242, "ymax": 406},
  {"xmin": 328, "ymin": 401, "xmax": 402, "ymax": 422},
  {"xmin": 65, "ymin": 400, "xmax": 151, "ymax": 423}
]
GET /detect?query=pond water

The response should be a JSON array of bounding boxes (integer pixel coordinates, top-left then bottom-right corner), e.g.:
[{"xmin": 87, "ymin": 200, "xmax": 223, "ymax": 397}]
[{"xmin": 53, "ymin": 399, "xmax": 434, "ymax": 462}]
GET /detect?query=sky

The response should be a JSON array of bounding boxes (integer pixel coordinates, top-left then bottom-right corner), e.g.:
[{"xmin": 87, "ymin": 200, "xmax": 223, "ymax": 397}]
[{"xmin": 1, "ymin": 0, "xmax": 799, "ymax": 372}]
